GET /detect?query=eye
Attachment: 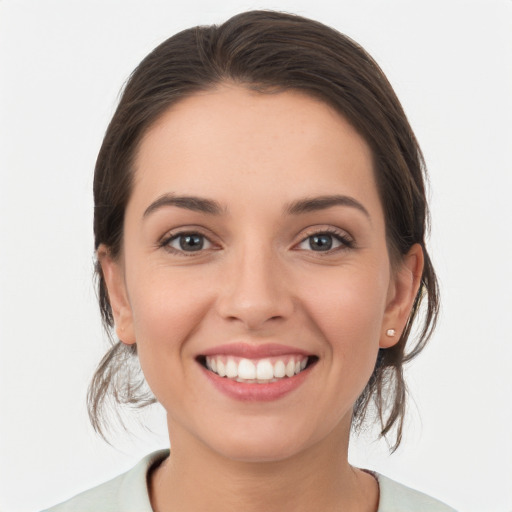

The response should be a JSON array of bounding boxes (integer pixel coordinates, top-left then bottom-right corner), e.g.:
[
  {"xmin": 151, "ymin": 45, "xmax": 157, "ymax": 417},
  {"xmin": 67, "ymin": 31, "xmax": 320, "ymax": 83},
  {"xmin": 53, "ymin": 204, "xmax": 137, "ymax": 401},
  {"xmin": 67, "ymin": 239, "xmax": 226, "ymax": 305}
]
[
  {"xmin": 297, "ymin": 230, "xmax": 353, "ymax": 252},
  {"xmin": 165, "ymin": 232, "xmax": 213, "ymax": 253}
]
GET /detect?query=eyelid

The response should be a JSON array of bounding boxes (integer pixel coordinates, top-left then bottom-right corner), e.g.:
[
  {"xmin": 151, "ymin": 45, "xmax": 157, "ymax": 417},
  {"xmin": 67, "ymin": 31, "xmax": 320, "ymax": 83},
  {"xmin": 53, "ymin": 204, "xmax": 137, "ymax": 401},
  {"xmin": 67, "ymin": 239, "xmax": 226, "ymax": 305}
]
[
  {"xmin": 294, "ymin": 226, "xmax": 355, "ymax": 251},
  {"xmin": 158, "ymin": 227, "xmax": 220, "ymax": 255},
  {"xmin": 156, "ymin": 225, "xmax": 354, "ymax": 255},
  {"xmin": 169, "ymin": 233, "xmax": 213, "ymax": 251}
]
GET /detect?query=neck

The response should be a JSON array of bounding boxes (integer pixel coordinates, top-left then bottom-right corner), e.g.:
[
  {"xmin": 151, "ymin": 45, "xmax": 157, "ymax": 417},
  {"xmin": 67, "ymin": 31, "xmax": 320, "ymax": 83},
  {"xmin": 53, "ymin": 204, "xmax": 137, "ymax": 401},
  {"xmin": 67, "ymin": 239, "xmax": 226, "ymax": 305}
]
[{"xmin": 149, "ymin": 420, "xmax": 378, "ymax": 512}]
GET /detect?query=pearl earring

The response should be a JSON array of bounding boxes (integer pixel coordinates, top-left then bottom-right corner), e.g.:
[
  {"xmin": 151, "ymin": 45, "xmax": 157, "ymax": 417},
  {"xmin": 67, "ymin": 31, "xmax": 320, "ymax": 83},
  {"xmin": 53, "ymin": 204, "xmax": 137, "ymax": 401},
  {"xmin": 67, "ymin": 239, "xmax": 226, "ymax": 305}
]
[{"xmin": 386, "ymin": 329, "xmax": 396, "ymax": 337}]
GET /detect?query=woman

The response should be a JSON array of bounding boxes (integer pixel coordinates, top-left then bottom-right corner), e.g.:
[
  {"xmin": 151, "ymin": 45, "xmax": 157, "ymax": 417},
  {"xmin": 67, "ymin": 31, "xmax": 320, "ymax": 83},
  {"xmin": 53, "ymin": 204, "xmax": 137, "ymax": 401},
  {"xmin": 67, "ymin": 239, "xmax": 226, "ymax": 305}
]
[{"xmin": 44, "ymin": 10, "xmax": 455, "ymax": 512}]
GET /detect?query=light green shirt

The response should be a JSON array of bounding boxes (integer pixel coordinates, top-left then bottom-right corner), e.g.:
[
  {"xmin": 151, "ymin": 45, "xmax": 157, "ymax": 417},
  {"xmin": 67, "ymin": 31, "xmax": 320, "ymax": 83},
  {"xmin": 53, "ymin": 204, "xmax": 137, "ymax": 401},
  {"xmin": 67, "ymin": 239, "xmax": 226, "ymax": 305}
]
[{"xmin": 42, "ymin": 450, "xmax": 456, "ymax": 512}]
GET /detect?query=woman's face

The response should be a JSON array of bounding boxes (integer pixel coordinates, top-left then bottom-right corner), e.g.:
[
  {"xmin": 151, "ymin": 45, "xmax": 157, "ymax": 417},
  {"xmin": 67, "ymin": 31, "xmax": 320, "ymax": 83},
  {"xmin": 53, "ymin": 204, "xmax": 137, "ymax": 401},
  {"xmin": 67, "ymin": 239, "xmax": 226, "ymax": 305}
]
[{"xmin": 102, "ymin": 85, "xmax": 420, "ymax": 462}]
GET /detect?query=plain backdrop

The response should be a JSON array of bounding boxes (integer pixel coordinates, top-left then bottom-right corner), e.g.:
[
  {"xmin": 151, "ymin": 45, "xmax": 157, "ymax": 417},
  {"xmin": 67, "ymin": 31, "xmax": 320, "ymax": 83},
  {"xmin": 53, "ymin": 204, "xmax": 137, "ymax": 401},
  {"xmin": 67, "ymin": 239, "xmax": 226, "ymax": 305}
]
[{"xmin": 1, "ymin": 1, "xmax": 511, "ymax": 511}]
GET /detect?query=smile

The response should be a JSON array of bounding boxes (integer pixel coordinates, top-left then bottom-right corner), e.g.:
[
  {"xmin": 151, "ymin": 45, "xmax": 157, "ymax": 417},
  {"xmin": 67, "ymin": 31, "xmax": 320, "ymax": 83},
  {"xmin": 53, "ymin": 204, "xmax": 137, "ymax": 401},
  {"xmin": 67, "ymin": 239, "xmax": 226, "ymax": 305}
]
[
  {"xmin": 203, "ymin": 355, "xmax": 310, "ymax": 383},
  {"xmin": 197, "ymin": 343, "xmax": 318, "ymax": 401}
]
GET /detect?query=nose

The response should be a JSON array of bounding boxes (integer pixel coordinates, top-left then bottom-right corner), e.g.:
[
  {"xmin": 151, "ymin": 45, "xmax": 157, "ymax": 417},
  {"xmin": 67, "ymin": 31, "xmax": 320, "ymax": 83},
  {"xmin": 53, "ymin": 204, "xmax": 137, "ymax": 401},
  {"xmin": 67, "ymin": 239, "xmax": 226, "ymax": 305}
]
[{"xmin": 215, "ymin": 243, "xmax": 294, "ymax": 331}]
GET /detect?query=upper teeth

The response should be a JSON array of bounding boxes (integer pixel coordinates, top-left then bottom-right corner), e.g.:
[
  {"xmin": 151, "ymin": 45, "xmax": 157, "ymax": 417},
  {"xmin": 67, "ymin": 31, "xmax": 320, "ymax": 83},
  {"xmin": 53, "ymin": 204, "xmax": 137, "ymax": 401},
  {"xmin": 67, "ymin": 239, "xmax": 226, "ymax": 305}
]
[{"xmin": 205, "ymin": 356, "xmax": 308, "ymax": 382}]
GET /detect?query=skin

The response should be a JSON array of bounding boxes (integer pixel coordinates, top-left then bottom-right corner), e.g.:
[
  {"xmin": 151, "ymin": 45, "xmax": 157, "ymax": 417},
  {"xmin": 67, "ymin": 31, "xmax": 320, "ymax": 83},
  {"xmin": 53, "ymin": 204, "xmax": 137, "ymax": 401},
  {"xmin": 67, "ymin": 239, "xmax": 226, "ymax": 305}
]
[{"xmin": 99, "ymin": 85, "xmax": 423, "ymax": 512}]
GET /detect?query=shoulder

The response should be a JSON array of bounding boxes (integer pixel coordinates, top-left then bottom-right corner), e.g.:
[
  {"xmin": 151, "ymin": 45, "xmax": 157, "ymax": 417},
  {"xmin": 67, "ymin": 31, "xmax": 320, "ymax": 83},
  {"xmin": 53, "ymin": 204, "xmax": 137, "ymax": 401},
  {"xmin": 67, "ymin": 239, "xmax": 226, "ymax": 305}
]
[
  {"xmin": 41, "ymin": 450, "xmax": 169, "ymax": 512},
  {"xmin": 376, "ymin": 474, "xmax": 457, "ymax": 512}
]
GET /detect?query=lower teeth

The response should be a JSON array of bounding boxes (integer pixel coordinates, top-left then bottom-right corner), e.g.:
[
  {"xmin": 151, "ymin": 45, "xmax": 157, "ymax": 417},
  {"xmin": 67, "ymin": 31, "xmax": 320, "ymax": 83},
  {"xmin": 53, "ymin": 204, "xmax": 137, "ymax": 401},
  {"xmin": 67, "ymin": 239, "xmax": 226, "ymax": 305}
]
[{"xmin": 233, "ymin": 377, "xmax": 281, "ymax": 384}]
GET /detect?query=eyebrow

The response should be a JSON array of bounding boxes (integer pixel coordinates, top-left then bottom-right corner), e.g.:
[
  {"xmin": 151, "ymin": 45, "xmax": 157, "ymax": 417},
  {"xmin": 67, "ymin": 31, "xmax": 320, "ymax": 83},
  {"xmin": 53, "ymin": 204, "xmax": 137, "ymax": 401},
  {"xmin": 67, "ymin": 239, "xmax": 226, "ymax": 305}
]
[
  {"xmin": 285, "ymin": 195, "xmax": 371, "ymax": 219},
  {"xmin": 143, "ymin": 193, "xmax": 370, "ymax": 220},
  {"xmin": 143, "ymin": 193, "xmax": 224, "ymax": 218}
]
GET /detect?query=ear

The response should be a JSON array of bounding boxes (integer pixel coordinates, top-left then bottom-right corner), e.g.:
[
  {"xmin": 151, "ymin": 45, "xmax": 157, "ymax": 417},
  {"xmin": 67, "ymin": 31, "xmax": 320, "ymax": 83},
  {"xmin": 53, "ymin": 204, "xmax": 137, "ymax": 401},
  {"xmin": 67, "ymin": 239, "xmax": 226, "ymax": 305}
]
[
  {"xmin": 380, "ymin": 243, "xmax": 424, "ymax": 348},
  {"xmin": 97, "ymin": 244, "xmax": 136, "ymax": 345}
]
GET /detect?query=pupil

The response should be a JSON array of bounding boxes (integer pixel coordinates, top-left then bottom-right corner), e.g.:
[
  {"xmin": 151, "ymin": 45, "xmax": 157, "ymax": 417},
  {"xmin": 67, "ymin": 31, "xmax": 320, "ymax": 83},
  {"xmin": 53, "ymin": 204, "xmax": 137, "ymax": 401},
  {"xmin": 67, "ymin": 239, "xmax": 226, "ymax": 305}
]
[
  {"xmin": 310, "ymin": 234, "xmax": 332, "ymax": 251},
  {"xmin": 180, "ymin": 234, "xmax": 203, "ymax": 251}
]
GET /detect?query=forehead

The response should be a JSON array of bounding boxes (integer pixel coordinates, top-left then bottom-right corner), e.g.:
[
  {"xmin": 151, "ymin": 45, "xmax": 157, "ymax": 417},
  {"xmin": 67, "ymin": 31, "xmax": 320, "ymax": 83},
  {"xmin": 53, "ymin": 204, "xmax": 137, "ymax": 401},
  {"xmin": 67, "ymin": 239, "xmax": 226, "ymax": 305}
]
[{"xmin": 131, "ymin": 85, "xmax": 381, "ymax": 219}]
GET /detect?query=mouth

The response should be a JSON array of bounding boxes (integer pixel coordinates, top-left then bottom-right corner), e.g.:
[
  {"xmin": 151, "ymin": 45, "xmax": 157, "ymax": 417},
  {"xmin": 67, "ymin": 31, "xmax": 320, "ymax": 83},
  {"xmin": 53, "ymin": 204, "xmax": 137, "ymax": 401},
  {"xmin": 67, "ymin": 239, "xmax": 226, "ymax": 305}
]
[{"xmin": 196, "ymin": 354, "xmax": 318, "ymax": 384}]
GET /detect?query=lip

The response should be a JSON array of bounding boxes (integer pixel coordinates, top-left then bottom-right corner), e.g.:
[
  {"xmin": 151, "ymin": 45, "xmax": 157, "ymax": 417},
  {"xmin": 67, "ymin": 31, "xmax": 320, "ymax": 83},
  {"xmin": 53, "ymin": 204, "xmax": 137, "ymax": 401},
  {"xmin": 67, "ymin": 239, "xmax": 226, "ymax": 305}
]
[
  {"xmin": 199, "ymin": 342, "xmax": 312, "ymax": 359},
  {"xmin": 200, "ymin": 362, "xmax": 314, "ymax": 401},
  {"xmin": 197, "ymin": 343, "xmax": 317, "ymax": 402}
]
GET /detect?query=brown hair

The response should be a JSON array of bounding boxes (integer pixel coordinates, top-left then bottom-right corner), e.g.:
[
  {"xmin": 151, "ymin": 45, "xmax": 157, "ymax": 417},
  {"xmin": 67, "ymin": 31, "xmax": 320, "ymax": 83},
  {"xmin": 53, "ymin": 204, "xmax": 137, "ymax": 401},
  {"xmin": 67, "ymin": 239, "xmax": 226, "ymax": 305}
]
[{"xmin": 89, "ymin": 10, "xmax": 439, "ymax": 450}]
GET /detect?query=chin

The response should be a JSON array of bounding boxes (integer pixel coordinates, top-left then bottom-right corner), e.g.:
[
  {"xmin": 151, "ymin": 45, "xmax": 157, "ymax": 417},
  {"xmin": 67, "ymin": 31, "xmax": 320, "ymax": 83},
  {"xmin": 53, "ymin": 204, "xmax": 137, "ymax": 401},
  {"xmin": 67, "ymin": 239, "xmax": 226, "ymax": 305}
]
[
  {"xmin": 198, "ymin": 417, "xmax": 331, "ymax": 464},
  {"xmin": 213, "ymin": 437, "xmax": 307, "ymax": 464}
]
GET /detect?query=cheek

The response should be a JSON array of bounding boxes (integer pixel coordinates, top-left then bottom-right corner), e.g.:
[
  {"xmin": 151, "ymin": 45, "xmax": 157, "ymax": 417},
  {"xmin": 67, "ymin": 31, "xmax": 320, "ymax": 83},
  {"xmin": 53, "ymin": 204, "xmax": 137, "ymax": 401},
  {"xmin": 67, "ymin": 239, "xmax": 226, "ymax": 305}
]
[
  {"xmin": 309, "ymin": 262, "xmax": 388, "ymax": 321},
  {"xmin": 125, "ymin": 268, "xmax": 214, "ymax": 372},
  {"xmin": 300, "ymin": 261, "xmax": 389, "ymax": 364},
  {"xmin": 129, "ymin": 264, "xmax": 209, "ymax": 329},
  {"xmin": 125, "ymin": 270, "xmax": 219, "ymax": 411}
]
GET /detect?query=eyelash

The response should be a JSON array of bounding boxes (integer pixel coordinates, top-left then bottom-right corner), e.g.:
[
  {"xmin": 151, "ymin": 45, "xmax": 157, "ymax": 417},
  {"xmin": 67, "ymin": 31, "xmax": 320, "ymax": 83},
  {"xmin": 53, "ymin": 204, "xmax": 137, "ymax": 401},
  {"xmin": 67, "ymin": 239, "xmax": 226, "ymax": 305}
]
[
  {"xmin": 159, "ymin": 230, "xmax": 216, "ymax": 256},
  {"xmin": 158, "ymin": 227, "xmax": 355, "ymax": 256},
  {"xmin": 296, "ymin": 227, "xmax": 355, "ymax": 253}
]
